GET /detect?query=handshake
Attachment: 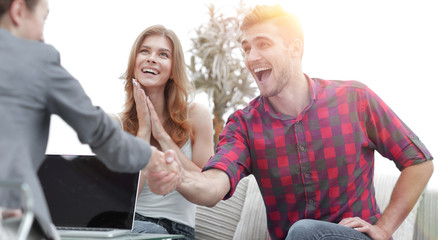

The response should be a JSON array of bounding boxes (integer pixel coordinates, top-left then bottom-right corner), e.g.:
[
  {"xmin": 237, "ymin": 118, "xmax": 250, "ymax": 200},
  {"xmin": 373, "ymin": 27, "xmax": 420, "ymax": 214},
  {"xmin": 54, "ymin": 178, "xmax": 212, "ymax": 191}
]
[{"xmin": 144, "ymin": 148, "xmax": 182, "ymax": 196}]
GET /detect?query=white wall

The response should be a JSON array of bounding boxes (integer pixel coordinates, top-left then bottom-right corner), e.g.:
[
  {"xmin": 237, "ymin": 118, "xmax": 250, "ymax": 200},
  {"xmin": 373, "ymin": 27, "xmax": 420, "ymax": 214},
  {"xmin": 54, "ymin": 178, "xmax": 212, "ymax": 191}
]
[{"xmin": 44, "ymin": 0, "xmax": 437, "ymax": 188}]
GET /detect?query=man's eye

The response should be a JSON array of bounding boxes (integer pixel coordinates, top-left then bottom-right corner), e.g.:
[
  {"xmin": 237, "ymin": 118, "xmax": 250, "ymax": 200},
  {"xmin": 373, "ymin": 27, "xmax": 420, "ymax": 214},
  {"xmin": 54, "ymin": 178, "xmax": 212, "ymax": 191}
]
[{"xmin": 260, "ymin": 42, "xmax": 270, "ymax": 48}]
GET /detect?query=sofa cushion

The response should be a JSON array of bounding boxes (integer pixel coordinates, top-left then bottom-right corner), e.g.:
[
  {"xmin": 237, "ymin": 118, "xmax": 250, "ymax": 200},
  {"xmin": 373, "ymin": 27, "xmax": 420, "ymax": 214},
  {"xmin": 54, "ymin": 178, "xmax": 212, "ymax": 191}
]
[
  {"xmin": 195, "ymin": 176, "xmax": 249, "ymax": 240},
  {"xmin": 233, "ymin": 174, "xmax": 270, "ymax": 240}
]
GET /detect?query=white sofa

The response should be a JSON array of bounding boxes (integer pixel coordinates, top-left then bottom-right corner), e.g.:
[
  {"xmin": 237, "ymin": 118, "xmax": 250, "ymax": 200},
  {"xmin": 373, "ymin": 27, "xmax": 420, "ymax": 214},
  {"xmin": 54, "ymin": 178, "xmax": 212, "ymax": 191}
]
[{"xmin": 195, "ymin": 173, "xmax": 438, "ymax": 240}]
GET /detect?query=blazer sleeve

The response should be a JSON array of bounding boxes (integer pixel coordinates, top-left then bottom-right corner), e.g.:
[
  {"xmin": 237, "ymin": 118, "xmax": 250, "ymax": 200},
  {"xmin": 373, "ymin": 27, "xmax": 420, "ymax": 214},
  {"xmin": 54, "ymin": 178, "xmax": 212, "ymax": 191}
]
[{"xmin": 42, "ymin": 46, "xmax": 151, "ymax": 172}]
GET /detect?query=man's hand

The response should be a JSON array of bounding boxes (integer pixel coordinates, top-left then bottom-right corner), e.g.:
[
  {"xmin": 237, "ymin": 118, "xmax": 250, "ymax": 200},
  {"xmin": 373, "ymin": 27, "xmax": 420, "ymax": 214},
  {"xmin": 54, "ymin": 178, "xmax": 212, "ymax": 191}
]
[
  {"xmin": 144, "ymin": 147, "xmax": 182, "ymax": 196},
  {"xmin": 339, "ymin": 217, "xmax": 389, "ymax": 240},
  {"xmin": 1, "ymin": 208, "xmax": 22, "ymax": 219}
]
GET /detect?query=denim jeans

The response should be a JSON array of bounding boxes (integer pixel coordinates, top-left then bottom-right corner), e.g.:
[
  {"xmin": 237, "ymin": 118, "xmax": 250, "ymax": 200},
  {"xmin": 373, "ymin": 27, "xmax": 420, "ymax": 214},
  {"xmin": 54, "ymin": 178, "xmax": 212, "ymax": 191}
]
[
  {"xmin": 133, "ymin": 213, "xmax": 195, "ymax": 240},
  {"xmin": 286, "ymin": 219, "xmax": 373, "ymax": 240}
]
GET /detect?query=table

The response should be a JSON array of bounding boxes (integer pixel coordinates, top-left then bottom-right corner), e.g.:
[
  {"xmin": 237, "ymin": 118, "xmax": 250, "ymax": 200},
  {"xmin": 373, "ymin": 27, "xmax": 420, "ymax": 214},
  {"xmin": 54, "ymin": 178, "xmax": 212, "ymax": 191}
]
[{"xmin": 61, "ymin": 233, "xmax": 184, "ymax": 240}]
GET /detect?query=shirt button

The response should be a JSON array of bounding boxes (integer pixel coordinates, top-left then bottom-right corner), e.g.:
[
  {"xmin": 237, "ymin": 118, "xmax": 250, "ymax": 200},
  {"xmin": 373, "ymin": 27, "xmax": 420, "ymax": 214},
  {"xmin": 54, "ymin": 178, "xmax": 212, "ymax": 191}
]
[
  {"xmin": 300, "ymin": 146, "xmax": 305, "ymax": 151},
  {"xmin": 308, "ymin": 199, "xmax": 314, "ymax": 204},
  {"xmin": 304, "ymin": 172, "xmax": 310, "ymax": 177}
]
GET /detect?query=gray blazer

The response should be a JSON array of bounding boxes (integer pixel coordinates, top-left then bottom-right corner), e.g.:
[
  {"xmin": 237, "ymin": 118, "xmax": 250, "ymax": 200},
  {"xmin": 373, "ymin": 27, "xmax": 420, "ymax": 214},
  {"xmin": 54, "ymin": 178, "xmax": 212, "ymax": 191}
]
[{"xmin": 0, "ymin": 28, "xmax": 152, "ymax": 239}]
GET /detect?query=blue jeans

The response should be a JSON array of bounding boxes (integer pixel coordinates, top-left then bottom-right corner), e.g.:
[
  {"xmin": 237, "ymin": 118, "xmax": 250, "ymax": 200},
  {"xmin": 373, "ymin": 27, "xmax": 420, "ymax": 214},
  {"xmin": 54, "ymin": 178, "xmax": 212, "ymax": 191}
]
[
  {"xmin": 133, "ymin": 213, "xmax": 195, "ymax": 240},
  {"xmin": 286, "ymin": 219, "xmax": 372, "ymax": 240}
]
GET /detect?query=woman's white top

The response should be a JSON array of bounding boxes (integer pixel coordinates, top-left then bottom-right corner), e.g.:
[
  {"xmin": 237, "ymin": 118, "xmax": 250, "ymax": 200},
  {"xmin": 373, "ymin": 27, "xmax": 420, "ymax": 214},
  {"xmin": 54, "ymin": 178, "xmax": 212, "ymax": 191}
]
[
  {"xmin": 136, "ymin": 139, "xmax": 196, "ymax": 227},
  {"xmin": 114, "ymin": 112, "xmax": 197, "ymax": 227}
]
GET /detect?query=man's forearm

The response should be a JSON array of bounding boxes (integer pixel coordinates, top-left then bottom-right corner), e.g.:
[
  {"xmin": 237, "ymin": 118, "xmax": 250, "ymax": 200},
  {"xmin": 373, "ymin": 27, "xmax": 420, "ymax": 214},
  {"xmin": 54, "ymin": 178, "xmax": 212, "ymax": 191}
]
[{"xmin": 177, "ymin": 169, "xmax": 231, "ymax": 207}]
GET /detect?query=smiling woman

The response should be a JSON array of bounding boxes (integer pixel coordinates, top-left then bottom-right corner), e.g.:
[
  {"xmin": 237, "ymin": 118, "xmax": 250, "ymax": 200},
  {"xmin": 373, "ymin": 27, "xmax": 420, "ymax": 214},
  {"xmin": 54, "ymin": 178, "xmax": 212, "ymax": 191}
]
[
  {"xmin": 105, "ymin": 24, "xmax": 214, "ymax": 238},
  {"xmin": 44, "ymin": 0, "xmax": 437, "ymax": 188}
]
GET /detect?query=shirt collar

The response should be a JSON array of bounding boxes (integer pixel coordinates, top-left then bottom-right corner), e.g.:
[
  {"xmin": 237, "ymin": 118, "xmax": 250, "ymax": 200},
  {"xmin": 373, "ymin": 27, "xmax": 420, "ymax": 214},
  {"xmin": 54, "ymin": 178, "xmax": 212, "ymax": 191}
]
[{"xmin": 305, "ymin": 73, "xmax": 318, "ymax": 101}]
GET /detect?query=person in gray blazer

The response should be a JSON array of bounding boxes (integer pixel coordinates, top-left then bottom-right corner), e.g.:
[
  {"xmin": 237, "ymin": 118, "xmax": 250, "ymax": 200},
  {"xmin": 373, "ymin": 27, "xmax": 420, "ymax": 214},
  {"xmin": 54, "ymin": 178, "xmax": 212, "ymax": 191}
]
[{"xmin": 0, "ymin": 0, "xmax": 180, "ymax": 239}]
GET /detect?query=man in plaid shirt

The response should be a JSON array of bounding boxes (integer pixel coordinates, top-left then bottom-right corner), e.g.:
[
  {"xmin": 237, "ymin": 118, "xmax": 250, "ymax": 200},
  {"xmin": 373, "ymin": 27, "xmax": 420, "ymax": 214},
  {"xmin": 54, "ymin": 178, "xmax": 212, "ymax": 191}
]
[{"xmin": 147, "ymin": 4, "xmax": 434, "ymax": 240}]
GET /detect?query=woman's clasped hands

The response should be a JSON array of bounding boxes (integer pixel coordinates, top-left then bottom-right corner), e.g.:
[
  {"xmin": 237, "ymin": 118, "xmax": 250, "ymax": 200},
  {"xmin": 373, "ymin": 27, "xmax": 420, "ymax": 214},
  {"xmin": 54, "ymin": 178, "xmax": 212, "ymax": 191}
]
[{"xmin": 132, "ymin": 78, "xmax": 168, "ymax": 143}]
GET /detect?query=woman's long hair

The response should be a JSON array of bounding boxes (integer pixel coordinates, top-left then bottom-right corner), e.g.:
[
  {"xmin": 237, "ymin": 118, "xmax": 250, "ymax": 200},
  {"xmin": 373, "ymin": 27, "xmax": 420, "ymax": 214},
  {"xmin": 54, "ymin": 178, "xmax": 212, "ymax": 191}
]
[{"xmin": 121, "ymin": 25, "xmax": 193, "ymax": 146}]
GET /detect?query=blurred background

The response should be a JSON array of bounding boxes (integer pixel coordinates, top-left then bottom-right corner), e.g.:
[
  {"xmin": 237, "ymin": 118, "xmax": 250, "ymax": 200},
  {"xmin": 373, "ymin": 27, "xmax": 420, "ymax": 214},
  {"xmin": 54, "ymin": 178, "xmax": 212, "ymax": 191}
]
[{"xmin": 44, "ymin": 0, "xmax": 437, "ymax": 188}]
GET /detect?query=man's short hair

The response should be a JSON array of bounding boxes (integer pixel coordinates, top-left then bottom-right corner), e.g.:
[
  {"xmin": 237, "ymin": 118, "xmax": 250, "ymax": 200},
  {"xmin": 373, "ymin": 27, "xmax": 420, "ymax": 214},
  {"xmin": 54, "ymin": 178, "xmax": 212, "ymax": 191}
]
[
  {"xmin": 240, "ymin": 4, "xmax": 304, "ymax": 45},
  {"xmin": 0, "ymin": 0, "xmax": 40, "ymax": 18}
]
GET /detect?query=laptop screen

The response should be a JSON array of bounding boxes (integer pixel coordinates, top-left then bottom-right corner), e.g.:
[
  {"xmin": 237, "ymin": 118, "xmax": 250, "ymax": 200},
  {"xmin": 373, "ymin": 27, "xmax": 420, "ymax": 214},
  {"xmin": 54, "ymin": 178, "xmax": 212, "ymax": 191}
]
[{"xmin": 37, "ymin": 154, "xmax": 139, "ymax": 229}]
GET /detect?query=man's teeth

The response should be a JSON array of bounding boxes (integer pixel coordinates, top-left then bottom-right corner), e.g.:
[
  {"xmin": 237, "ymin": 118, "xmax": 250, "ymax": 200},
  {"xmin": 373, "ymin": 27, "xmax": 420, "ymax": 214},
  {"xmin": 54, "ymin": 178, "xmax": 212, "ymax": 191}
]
[
  {"xmin": 254, "ymin": 67, "xmax": 271, "ymax": 73},
  {"xmin": 142, "ymin": 68, "xmax": 158, "ymax": 75}
]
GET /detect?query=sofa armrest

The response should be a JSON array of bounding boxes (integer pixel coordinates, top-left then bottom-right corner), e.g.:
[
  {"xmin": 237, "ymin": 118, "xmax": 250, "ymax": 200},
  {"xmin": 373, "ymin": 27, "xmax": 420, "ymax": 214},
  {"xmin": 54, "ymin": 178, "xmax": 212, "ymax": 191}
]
[
  {"xmin": 414, "ymin": 186, "xmax": 438, "ymax": 240},
  {"xmin": 374, "ymin": 172, "xmax": 423, "ymax": 240}
]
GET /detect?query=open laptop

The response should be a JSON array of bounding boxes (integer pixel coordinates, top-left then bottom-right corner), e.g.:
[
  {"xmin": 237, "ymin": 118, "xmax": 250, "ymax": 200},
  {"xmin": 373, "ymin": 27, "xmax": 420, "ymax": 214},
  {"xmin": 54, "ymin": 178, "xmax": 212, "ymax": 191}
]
[
  {"xmin": 38, "ymin": 154, "xmax": 184, "ymax": 239},
  {"xmin": 38, "ymin": 154, "xmax": 139, "ymax": 238}
]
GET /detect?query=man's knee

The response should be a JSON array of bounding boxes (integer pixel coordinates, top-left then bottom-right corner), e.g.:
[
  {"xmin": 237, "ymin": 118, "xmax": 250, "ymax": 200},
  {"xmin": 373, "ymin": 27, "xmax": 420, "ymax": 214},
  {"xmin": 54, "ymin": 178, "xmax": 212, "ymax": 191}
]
[
  {"xmin": 287, "ymin": 219, "xmax": 372, "ymax": 240},
  {"xmin": 288, "ymin": 219, "xmax": 320, "ymax": 235}
]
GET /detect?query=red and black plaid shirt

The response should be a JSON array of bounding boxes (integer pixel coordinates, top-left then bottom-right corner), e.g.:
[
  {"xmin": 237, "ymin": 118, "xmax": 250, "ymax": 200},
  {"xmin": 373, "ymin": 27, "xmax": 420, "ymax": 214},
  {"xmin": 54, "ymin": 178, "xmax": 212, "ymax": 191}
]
[{"xmin": 204, "ymin": 76, "xmax": 432, "ymax": 240}]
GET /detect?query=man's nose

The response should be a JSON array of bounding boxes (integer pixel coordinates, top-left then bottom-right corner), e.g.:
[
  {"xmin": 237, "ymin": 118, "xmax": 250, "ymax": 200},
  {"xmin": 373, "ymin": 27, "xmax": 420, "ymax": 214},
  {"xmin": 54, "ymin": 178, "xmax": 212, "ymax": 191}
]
[{"xmin": 246, "ymin": 48, "xmax": 261, "ymax": 62}]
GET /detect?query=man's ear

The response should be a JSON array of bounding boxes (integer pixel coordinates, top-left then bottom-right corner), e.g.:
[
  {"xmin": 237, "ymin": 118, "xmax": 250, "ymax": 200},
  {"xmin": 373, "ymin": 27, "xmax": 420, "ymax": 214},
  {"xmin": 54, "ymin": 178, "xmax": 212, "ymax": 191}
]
[
  {"xmin": 9, "ymin": 0, "xmax": 27, "ymax": 26},
  {"xmin": 288, "ymin": 39, "xmax": 303, "ymax": 59}
]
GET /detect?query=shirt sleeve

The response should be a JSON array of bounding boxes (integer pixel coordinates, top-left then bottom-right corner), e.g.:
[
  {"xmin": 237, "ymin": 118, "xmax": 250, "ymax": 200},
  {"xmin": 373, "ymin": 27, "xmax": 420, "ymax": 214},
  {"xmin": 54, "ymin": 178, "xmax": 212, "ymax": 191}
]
[
  {"xmin": 42, "ymin": 46, "xmax": 151, "ymax": 172},
  {"xmin": 361, "ymin": 85, "xmax": 433, "ymax": 170},
  {"xmin": 203, "ymin": 112, "xmax": 252, "ymax": 199}
]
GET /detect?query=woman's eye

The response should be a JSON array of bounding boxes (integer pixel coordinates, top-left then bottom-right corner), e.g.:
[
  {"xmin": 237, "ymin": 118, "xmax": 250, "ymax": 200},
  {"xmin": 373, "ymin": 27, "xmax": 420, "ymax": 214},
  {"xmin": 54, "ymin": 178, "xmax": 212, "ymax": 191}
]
[
  {"xmin": 140, "ymin": 49, "xmax": 149, "ymax": 54},
  {"xmin": 160, "ymin": 52, "xmax": 169, "ymax": 58}
]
